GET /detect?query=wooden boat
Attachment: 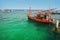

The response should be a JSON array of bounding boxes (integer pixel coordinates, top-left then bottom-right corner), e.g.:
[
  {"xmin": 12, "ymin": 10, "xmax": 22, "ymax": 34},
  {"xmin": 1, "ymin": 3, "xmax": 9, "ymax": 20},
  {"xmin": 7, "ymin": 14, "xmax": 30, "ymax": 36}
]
[{"xmin": 27, "ymin": 13, "xmax": 53, "ymax": 23}]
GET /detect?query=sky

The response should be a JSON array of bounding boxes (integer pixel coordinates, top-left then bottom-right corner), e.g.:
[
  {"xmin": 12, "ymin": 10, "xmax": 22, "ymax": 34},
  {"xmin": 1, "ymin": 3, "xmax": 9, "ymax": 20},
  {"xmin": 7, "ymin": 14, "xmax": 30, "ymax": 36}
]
[{"xmin": 0, "ymin": 0, "xmax": 60, "ymax": 10}]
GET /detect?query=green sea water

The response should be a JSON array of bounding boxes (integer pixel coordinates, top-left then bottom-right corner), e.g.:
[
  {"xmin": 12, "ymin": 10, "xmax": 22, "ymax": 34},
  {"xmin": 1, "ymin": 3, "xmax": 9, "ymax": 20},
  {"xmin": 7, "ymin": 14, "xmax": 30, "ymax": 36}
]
[{"xmin": 0, "ymin": 10, "xmax": 60, "ymax": 40}]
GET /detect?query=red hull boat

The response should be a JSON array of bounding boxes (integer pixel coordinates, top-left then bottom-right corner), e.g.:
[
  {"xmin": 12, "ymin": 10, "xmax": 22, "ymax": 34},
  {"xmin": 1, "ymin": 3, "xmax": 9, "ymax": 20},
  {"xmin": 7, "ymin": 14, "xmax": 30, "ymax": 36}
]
[{"xmin": 27, "ymin": 13, "xmax": 53, "ymax": 23}]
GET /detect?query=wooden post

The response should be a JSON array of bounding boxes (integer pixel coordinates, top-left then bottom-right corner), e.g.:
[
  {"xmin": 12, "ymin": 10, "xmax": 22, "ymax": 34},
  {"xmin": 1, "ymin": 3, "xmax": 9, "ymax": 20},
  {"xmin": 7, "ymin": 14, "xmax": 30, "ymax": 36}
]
[{"xmin": 55, "ymin": 20, "xmax": 59, "ymax": 31}]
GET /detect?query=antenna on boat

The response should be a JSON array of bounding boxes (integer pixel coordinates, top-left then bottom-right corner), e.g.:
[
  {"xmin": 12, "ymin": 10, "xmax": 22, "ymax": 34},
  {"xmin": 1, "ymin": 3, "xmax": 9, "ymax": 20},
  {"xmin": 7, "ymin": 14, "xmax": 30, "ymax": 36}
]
[
  {"xmin": 48, "ymin": 0, "xmax": 51, "ymax": 14},
  {"xmin": 28, "ymin": 7, "xmax": 31, "ymax": 13}
]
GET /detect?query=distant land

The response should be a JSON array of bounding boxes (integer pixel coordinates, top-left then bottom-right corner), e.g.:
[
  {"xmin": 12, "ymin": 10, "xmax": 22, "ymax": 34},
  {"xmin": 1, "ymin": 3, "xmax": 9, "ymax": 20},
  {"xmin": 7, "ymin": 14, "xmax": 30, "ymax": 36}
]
[{"xmin": 0, "ymin": 9, "xmax": 60, "ymax": 14}]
